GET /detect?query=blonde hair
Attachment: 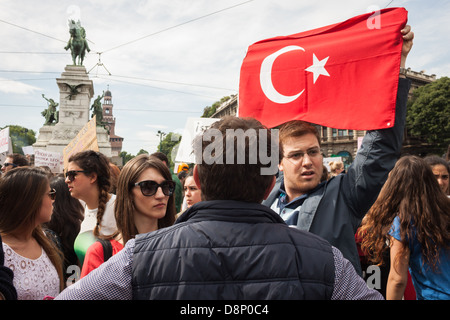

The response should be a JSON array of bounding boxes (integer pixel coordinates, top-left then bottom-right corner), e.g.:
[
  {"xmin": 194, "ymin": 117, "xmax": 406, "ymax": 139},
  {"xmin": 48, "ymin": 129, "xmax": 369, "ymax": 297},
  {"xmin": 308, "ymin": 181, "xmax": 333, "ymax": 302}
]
[{"xmin": 329, "ymin": 161, "xmax": 344, "ymax": 176}]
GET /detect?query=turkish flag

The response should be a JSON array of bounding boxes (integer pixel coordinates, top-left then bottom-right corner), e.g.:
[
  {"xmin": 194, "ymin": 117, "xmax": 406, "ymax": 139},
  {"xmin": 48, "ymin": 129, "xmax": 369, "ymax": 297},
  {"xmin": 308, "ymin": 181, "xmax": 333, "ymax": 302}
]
[{"xmin": 238, "ymin": 7, "xmax": 408, "ymax": 130}]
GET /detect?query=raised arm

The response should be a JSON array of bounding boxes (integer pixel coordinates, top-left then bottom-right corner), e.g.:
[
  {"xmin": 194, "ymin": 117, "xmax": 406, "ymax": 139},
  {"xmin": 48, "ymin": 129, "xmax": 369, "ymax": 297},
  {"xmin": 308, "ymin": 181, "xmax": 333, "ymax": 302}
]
[{"xmin": 342, "ymin": 25, "xmax": 414, "ymax": 221}]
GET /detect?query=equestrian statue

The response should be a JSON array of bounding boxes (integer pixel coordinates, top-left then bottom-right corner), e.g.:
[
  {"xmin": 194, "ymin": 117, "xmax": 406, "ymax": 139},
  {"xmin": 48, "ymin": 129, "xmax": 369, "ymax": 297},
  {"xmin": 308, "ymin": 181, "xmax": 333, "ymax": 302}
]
[{"xmin": 64, "ymin": 20, "xmax": 90, "ymax": 66}]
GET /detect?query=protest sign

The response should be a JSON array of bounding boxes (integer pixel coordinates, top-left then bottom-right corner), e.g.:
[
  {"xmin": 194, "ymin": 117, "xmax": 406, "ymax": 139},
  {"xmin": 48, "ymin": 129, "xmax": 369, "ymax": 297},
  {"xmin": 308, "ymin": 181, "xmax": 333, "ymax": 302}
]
[
  {"xmin": 63, "ymin": 116, "xmax": 99, "ymax": 170},
  {"xmin": 174, "ymin": 117, "xmax": 220, "ymax": 164},
  {"xmin": 0, "ymin": 127, "xmax": 10, "ymax": 154},
  {"xmin": 34, "ymin": 149, "xmax": 63, "ymax": 173}
]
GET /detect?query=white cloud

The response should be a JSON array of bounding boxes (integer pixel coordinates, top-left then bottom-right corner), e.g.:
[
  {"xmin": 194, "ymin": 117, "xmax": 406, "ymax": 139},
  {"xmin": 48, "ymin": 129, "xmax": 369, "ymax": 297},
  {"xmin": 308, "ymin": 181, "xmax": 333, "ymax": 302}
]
[
  {"xmin": 145, "ymin": 124, "xmax": 169, "ymax": 130},
  {"xmin": 134, "ymin": 130, "xmax": 162, "ymax": 154},
  {"xmin": 0, "ymin": 78, "xmax": 41, "ymax": 94}
]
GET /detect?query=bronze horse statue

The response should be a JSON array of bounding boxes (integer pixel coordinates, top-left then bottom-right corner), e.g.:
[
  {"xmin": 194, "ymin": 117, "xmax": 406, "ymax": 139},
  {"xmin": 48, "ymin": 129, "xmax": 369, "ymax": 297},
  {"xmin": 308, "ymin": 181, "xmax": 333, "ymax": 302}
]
[{"xmin": 64, "ymin": 20, "xmax": 90, "ymax": 66}]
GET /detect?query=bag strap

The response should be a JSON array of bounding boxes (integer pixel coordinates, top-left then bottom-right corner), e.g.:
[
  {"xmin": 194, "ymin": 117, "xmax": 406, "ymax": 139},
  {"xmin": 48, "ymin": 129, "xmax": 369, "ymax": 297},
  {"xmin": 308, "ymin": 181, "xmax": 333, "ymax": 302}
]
[{"xmin": 97, "ymin": 239, "xmax": 113, "ymax": 262}]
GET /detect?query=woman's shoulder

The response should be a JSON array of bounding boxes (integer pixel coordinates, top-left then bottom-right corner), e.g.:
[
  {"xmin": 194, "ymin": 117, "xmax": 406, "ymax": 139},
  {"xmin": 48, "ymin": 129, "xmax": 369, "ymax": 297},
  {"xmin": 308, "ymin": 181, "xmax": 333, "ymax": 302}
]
[
  {"xmin": 85, "ymin": 240, "xmax": 104, "ymax": 255},
  {"xmin": 108, "ymin": 193, "xmax": 117, "ymax": 204},
  {"xmin": 110, "ymin": 239, "xmax": 124, "ymax": 253},
  {"xmin": 86, "ymin": 239, "xmax": 123, "ymax": 255}
]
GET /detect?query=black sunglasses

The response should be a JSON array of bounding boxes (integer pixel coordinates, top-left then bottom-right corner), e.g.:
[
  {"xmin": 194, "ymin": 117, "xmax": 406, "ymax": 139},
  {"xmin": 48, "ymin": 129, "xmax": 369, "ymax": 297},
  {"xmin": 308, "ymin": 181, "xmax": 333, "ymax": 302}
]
[
  {"xmin": 134, "ymin": 180, "xmax": 175, "ymax": 197},
  {"xmin": 48, "ymin": 188, "xmax": 56, "ymax": 200},
  {"xmin": 3, "ymin": 163, "xmax": 17, "ymax": 168},
  {"xmin": 65, "ymin": 170, "xmax": 87, "ymax": 182}
]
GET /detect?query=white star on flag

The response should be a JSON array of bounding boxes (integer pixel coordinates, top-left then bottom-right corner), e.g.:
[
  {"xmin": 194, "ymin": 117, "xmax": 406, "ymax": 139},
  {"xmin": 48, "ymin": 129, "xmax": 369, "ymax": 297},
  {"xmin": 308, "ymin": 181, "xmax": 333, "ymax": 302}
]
[{"xmin": 305, "ymin": 53, "xmax": 330, "ymax": 83}]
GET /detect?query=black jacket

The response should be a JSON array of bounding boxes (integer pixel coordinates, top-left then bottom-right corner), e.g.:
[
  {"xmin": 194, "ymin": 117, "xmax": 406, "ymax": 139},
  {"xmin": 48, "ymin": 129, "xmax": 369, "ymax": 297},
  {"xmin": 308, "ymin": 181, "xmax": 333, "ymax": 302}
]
[
  {"xmin": 132, "ymin": 200, "xmax": 335, "ymax": 300},
  {"xmin": 0, "ymin": 235, "xmax": 17, "ymax": 300}
]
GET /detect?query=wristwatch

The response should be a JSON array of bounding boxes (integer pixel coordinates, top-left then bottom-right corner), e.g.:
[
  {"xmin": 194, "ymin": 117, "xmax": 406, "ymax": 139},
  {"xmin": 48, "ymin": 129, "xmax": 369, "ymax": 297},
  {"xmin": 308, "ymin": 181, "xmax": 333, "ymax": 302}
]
[{"xmin": 400, "ymin": 67, "xmax": 407, "ymax": 77}]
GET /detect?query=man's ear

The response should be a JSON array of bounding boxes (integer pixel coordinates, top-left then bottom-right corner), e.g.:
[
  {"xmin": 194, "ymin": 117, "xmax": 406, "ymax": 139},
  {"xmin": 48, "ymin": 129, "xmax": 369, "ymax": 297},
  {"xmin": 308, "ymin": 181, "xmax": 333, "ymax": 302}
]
[
  {"xmin": 193, "ymin": 165, "xmax": 201, "ymax": 189},
  {"xmin": 263, "ymin": 176, "xmax": 276, "ymax": 200},
  {"xmin": 278, "ymin": 161, "xmax": 284, "ymax": 173}
]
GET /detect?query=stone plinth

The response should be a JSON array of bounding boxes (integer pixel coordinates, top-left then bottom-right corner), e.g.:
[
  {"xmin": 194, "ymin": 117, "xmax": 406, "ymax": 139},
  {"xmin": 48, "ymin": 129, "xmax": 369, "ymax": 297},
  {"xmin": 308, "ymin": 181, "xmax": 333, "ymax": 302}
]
[
  {"xmin": 96, "ymin": 126, "xmax": 112, "ymax": 158},
  {"xmin": 33, "ymin": 125, "xmax": 54, "ymax": 150},
  {"xmin": 34, "ymin": 65, "xmax": 112, "ymax": 158}
]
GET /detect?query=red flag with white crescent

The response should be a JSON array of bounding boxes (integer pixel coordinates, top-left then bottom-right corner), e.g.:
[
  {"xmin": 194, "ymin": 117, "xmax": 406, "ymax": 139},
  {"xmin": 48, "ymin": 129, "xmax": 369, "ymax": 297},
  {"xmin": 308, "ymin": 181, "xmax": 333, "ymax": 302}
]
[{"xmin": 238, "ymin": 7, "xmax": 408, "ymax": 130}]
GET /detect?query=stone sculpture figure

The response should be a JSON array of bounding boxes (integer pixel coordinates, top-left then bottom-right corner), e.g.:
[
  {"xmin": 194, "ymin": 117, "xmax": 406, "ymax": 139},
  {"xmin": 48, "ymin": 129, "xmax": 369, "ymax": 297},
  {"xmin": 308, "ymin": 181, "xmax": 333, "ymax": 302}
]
[
  {"xmin": 41, "ymin": 94, "xmax": 59, "ymax": 125},
  {"xmin": 63, "ymin": 83, "xmax": 84, "ymax": 100},
  {"xmin": 90, "ymin": 92, "xmax": 105, "ymax": 126}
]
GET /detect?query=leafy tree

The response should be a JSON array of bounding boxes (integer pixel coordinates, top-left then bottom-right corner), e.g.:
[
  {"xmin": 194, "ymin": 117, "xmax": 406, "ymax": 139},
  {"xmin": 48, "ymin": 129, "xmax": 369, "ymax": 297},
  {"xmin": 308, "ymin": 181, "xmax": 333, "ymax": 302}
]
[
  {"xmin": 119, "ymin": 151, "xmax": 134, "ymax": 165},
  {"xmin": 0, "ymin": 125, "xmax": 36, "ymax": 155},
  {"xmin": 406, "ymin": 76, "xmax": 450, "ymax": 154},
  {"xmin": 137, "ymin": 149, "xmax": 149, "ymax": 155},
  {"xmin": 201, "ymin": 96, "xmax": 231, "ymax": 118},
  {"xmin": 157, "ymin": 132, "xmax": 181, "ymax": 170}
]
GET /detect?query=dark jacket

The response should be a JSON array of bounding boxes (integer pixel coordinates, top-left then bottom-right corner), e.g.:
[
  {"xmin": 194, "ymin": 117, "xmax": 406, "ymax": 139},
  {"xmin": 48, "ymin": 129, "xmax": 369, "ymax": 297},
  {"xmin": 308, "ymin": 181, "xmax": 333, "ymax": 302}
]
[
  {"xmin": 262, "ymin": 78, "xmax": 411, "ymax": 275},
  {"xmin": 0, "ymin": 235, "xmax": 17, "ymax": 300},
  {"xmin": 132, "ymin": 200, "xmax": 335, "ymax": 300}
]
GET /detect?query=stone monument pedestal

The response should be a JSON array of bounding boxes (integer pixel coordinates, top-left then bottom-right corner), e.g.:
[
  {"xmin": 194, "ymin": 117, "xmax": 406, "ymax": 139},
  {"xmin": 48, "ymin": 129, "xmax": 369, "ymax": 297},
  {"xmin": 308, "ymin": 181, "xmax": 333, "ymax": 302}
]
[
  {"xmin": 34, "ymin": 65, "xmax": 111, "ymax": 158},
  {"xmin": 96, "ymin": 126, "xmax": 112, "ymax": 157},
  {"xmin": 33, "ymin": 125, "xmax": 55, "ymax": 150}
]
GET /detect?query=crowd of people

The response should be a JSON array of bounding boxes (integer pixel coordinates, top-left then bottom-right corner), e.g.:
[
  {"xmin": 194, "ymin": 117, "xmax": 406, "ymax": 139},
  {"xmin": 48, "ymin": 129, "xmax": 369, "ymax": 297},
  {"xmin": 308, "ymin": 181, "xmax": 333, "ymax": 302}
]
[{"xmin": 0, "ymin": 24, "xmax": 449, "ymax": 301}]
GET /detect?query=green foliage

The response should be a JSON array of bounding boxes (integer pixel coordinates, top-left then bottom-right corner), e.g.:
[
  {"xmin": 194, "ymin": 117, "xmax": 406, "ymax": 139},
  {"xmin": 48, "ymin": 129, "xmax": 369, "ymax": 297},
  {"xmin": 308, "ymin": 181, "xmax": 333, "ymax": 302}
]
[
  {"xmin": 119, "ymin": 151, "xmax": 134, "ymax": 165},
  {"xmin": 137, "ymin": 149, "xmax": 149, "ymax": 155},
  {"xmin": 119, "ymin": 149, "xmax": 149, "ymax": 166},
  {"xmin": 0, "ymin": 125, "xmax": 36, "ymax": 155},
  {"xmin": 201, "ymin": 96, "xmax": 231, "ymax": 118},
  {"xmin": 406, "ymin": 77, "xmax": 450, "ymax": 154},
  {"xmin": 158, "ymin": 132, "xmax": 181, "ymax": 169}
]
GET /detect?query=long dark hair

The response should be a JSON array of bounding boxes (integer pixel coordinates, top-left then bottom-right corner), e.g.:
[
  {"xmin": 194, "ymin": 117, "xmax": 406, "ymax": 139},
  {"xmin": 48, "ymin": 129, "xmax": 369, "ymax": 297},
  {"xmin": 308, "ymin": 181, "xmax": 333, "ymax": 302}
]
[
  {"xmin": 0, "ymin": 167, "xmax": 64, "ymax": 290},
  {"xmin": 424, "ymin": 155, "xmax": 450, "ymax": 195},
  {"xmin": 114, "ymin": 154, "xmax": 176, "ymax": 243},
  {"xmin": 44, "ymin": 176, "xmax": 84, "ymax": 269},
  {"xmin": 360, "ymin": 155, "xmax": 450, "ymax": 271},
  {"xmin": 68, "ymin": 150, "xmax": 111, "ymax": 237}
]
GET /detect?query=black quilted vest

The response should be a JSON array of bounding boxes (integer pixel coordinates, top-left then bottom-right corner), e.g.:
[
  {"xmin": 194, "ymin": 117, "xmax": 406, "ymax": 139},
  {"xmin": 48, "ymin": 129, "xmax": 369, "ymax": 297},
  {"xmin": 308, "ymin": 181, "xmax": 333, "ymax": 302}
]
[{"xmin": 132, "ymin": 200, "xmax": 335, "ymax": 300}]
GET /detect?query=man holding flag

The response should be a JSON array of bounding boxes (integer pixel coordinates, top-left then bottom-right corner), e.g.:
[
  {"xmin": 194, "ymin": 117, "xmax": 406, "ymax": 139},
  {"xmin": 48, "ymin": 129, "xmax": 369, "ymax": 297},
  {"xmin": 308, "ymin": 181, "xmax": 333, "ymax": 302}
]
[{"xmin": 239, "ymin": 8, "xmax": 415, "ymax": 275}]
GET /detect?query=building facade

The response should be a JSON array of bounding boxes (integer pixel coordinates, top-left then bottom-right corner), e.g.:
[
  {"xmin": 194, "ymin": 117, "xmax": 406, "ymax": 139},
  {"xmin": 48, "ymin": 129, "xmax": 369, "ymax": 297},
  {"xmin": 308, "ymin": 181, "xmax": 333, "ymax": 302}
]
[
  {"xmin": 209, "ymin": 69, "xmax": 437, "ymax": 167},
  {"xmin": 101, "ymin": 87, "xmax": 124, "ymax": 165}
]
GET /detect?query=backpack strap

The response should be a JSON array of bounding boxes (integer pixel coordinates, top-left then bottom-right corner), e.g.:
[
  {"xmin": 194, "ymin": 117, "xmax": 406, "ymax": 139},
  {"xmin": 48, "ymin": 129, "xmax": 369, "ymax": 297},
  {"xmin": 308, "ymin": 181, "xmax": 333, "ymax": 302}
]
[{"xmin": 97, "ymin": 239, "xmax": 113, "ymax": 262}]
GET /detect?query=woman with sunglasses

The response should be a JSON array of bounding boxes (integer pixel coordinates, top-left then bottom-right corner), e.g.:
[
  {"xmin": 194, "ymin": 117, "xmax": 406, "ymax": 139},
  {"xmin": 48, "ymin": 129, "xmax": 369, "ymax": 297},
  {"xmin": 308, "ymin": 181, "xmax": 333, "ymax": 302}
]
[
  {"xmin": 80, "ymin": 154, "xmax": 176, "ymax": 277},
  {"xmin": 66, "ymin": 150, "xmax": 117, "ymax": 266},
  {"xmin": 0, "ymin": 167, "xmax": 64, "ymax": 299},
  {"xmin": 43, "ymin": 176, "xmax": 84, "ymax": 284}
]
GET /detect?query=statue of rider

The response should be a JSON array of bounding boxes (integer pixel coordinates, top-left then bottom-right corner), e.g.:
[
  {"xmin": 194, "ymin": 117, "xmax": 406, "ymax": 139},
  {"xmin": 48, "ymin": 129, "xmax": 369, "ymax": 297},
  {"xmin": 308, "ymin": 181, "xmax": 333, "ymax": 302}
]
[{"xmin": 64, "ymin": 20, "xmax": 90, "ymax": 66}]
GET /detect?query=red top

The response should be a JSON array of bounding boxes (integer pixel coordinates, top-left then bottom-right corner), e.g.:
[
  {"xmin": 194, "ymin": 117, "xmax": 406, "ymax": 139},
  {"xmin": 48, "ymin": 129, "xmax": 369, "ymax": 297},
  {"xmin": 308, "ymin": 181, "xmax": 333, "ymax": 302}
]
[{"xmin": 80, "ymin": 239, "xmax": 124, "ymax": 278}]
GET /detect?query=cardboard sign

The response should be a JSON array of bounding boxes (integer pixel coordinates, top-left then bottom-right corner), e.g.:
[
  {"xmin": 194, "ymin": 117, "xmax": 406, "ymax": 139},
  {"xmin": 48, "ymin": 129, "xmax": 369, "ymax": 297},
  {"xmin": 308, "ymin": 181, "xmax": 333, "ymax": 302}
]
[
  {"xmin": 34, "ymin": 149, "xmax": 63, "ymax": 173},
  {"xmin": 63, "ymin": 116, "xmax": 99, "ymax": 170},
  {"xmin": 174, "ymin": 117, "xmax": 220, "ymax": 164},
  {"xmin": 22, "ymin": 146, "xmax": 34, "ymax": 155},
  {"xmin": 0, "ymin": 127, "xmax": 10, "ymax": 154}
]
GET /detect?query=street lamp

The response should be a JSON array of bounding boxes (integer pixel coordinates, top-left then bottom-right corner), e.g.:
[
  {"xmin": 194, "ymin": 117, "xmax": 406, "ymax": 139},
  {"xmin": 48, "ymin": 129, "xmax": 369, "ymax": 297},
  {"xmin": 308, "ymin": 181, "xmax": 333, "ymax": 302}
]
[{"xmin": 157, "ymin": 130, "xmax": 166, "ymax": 151}]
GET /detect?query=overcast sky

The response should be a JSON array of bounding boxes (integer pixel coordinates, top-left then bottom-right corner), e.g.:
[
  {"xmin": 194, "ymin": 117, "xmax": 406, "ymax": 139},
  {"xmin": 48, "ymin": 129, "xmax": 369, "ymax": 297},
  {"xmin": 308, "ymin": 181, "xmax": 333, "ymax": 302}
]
[{"xmin": 1, "ymin": 0, "xmax": 449, "ymax": 155}]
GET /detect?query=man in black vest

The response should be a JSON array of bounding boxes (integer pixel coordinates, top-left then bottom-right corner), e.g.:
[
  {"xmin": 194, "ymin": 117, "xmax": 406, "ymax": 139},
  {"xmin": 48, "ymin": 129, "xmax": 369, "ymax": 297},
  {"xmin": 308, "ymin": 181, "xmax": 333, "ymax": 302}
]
[{"xmin": 55, "ymin": 116, "xmax": 381, "ymax": 300}]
